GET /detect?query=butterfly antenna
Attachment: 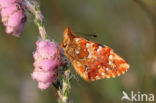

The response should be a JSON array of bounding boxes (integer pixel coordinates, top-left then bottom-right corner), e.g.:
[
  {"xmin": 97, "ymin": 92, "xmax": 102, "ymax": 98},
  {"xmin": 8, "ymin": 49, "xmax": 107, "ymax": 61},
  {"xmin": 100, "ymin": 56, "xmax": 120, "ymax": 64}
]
[{"xmin": 75, "ymin": 32, "xmax": 97, "ymax": 38}]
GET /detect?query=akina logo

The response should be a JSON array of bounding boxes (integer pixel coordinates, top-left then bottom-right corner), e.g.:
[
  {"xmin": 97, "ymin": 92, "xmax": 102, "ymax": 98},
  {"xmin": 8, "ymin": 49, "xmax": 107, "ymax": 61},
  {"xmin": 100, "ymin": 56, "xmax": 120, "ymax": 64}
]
[{"xmin": 121, "ymin": 91, "xmax": 154, "ymax": 102}]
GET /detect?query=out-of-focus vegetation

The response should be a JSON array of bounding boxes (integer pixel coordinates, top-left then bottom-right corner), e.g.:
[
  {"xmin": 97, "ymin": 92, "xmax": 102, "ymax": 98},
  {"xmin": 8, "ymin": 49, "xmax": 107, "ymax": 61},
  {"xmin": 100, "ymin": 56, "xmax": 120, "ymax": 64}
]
[{"xmin": 0, "ymin": 0, "xmax": 156, "ymax": 103}]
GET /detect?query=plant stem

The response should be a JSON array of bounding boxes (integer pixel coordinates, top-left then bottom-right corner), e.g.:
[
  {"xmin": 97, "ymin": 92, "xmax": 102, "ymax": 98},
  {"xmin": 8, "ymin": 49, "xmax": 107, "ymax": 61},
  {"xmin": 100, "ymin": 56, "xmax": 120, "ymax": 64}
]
[
  {"xmin": 59, "ymin": 64, "xmax": 71, "ymax": 103},
  {"xmin": 25, "ymin": 0, "xmax": 47, "ymax": 39},
  {"xmin": 53, "ymin": 63, "xmax": 72, "ymax": 103}
]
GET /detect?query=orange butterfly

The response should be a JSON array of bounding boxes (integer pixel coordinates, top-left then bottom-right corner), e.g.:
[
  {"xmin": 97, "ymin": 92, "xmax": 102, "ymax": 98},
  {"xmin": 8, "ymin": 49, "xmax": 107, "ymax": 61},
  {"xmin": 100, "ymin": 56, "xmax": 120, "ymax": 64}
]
[{"xmin": 61, "ymin": 27, "xmax": 130, "ymax": 81}]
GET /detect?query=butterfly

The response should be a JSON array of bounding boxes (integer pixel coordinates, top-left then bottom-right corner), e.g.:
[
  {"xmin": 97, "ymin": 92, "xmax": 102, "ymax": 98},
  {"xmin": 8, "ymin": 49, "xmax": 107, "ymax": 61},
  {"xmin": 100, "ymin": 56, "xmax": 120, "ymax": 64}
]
[{"xmin": 61, "ymin": 27, "xmax": 130, "ymax": 81}]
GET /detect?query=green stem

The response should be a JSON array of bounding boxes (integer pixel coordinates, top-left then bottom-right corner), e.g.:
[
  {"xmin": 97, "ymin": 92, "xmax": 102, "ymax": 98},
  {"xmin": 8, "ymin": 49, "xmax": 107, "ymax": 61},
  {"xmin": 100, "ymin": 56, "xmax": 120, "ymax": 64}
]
[
  {"xmin": 57, "ymin": 63, "xmax": 72, "ymax": 103},
  {"xmin": 25, "ymin": 0, "xmax": 47, "ymax": 39}
]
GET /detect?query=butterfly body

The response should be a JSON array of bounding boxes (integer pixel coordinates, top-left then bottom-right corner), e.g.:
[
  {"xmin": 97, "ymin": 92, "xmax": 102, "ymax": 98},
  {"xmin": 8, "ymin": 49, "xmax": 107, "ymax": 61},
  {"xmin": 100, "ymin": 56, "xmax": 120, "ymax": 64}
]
[{"xmin": 61, "ymin": 27, "xmax": 130, "ymax": 81}]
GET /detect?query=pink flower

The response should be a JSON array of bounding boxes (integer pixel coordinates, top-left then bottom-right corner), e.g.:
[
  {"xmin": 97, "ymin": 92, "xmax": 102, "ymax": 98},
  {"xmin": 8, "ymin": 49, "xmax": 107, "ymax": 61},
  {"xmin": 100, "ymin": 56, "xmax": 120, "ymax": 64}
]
[
  {"xmin": 1, "ymin": 4, "xmax": 17, "ymax": 21},
  {"xmin": 39, "ymin": 59, "xmax": 58, "ymax": 71},
  {"xmin": 31, "ymin": 39, "xmax": 63, "ymax": 90},
  {"xmin": 0, "ymin": 0, "xmax": 26, "ymax": 37},
  {"xmin": 0, "ymin": 0, "xmax": 16, "ymax": 8}
]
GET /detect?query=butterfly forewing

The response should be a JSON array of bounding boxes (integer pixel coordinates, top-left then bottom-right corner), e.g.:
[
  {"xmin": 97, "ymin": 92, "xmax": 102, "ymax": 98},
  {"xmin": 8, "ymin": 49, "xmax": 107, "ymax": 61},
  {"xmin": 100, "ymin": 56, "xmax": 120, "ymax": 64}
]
[{"xmin": 61, "ymin": 27, "xmax": 130, "ymax": 81}]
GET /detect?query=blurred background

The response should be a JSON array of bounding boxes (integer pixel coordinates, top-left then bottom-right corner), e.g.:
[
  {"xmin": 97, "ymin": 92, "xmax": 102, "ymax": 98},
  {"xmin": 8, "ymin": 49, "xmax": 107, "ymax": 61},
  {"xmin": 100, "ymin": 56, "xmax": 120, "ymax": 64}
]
[{"xmin": 0, "ymin": 0, "xmax": 156, "ymax": 103}]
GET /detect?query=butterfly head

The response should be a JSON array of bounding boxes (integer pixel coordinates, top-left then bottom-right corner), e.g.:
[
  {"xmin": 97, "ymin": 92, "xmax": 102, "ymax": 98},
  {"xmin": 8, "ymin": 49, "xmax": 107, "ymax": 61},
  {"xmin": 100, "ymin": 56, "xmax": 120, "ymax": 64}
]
[{"xmin": 61, "ymin": 27, "xmax": 75, "ymax": 49}]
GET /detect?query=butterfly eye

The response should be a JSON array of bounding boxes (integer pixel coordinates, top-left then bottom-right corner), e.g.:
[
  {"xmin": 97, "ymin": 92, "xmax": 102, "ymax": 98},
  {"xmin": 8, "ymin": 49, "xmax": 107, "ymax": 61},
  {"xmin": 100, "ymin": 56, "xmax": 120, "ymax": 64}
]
[
  {"xmin": 62, "ymin": 39, "xmax": 69, "ymax": 48},
  {"xmin": 62, "ymin": 42, "xmax": 67, "ymax": 48}
]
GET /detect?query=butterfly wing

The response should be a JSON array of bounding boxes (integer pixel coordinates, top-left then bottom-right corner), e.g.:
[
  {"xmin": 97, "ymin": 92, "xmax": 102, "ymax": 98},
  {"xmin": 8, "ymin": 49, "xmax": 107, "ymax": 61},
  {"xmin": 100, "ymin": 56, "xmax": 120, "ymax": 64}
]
[{"xmin": 62, "ymin": 27, "xmax": 130, "ymax": 81}]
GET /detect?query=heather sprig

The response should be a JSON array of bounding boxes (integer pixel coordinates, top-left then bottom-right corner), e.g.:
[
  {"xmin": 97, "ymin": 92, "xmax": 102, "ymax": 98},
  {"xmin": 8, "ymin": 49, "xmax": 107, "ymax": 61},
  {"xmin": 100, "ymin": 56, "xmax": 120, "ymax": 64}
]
[{"xmin": 25, "ymin": 0, "xmax": 72, "ymax": 102}]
